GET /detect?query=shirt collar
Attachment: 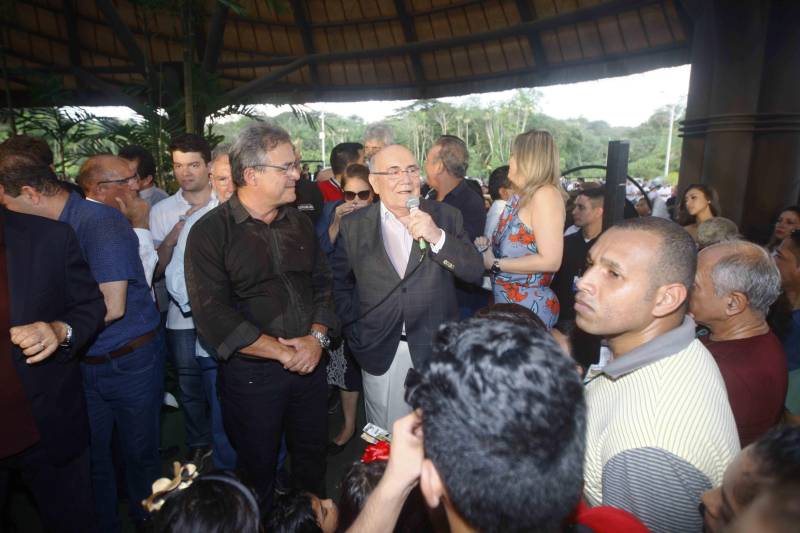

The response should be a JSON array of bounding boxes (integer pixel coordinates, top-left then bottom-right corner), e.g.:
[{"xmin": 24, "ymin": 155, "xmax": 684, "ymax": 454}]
[
  {"xmin": 594, "ymin": 316, "xmax": 697, "ymax": 379},
  {"xmin": 229, "ymin": 192, "xmax": 288, "ymax": 225},
  {"xmin": 379, "ymin": 202, "xmax": 404, "ymax": 224},
  {"xmin": 58, "ymin": 191, "xmax": 83, "ymax": 222},
  {"xmin": 443, "ymin": 179, "xmax": 467, "ymax": 201}
]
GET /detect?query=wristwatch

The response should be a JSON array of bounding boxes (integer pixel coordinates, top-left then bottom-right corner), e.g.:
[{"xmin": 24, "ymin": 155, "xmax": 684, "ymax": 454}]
[
  {"xmin": 59, "ymin": 322, "xmax": 74, "ymax": 348},
  {"xmin": 490, "ymin": 259, "xmax": 502, "ymax": 276},
  {"xmin": 309, "ymin": 329, "xmax": 331, "ymax": 349}
]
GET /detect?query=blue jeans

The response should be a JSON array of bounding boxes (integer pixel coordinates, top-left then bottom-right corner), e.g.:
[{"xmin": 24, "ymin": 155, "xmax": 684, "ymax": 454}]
[
  {"xmin": 196, "ymin": 355, "xmax": 237, "ymax": 470},
  {"xmin": 81, "ymin": 331, "xmax": 166, "ymax": 532},
  {"xmin": 166, "ymin": 328, "xmax": 211, "ymax": 449}
]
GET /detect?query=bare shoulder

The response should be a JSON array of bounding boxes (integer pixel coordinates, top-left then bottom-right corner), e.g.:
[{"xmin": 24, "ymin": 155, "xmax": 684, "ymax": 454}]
[{"xmin": 529, "ymin": 185, "xmax": 567, "ymax": 217}]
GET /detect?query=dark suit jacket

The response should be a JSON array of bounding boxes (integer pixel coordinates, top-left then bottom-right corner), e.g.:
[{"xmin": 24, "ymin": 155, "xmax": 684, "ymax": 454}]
[
  {"xmin": 2, "ymin": 207, "xmax": 106, "ymax": 465},
  {"xmin": 331, "ymin": 200, "xmax": 484, "ymax": 375}
]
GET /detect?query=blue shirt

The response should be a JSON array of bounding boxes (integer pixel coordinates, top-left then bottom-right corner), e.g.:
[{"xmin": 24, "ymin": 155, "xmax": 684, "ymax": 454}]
[
  {"xmin": 59, "ymin": 192, "xmax": 159, "ymax": 355},
  {"xmin": 783, "ymin": 309, "xmax": 800, "ymax": 371}
]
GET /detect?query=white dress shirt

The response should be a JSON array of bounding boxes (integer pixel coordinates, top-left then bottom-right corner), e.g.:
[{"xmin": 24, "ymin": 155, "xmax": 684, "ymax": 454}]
[
  {"xmin": 164, "ymin": 197, "xmax": 220, "ymax": 357},
  {"xmin": 150, "ymin": 189, "xmax": 214, "ymax": 329}
]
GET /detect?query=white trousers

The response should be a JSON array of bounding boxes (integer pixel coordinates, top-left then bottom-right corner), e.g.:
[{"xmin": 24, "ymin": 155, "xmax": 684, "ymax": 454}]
[{"xmin": 362, "ymin": 341, "xmax": 414, "ymax": 431}]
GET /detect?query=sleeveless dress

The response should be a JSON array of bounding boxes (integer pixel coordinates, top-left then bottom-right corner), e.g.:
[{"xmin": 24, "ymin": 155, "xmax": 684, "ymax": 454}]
[{"xmin": 491, "ymin": 194, "xmax": 560, "ymax": 329}]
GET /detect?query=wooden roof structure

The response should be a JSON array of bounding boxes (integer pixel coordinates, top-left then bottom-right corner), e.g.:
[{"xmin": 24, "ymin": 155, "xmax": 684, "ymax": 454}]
[{"xmin": 1, "ymin": 0, "xmax": 693, "ymax": 109}]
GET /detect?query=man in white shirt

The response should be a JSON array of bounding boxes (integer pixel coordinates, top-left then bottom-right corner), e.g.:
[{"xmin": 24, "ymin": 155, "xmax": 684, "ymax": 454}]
[
  {"xmin": 165, "ymin": 143, "xmax": 236, "ymax": 470},
  {"xmin": 150, "ymin": 133, "xmax": 214, "ymax": 464}
]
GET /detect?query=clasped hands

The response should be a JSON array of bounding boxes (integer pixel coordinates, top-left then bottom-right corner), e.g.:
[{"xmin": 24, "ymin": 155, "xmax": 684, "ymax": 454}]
[
  {"xmin": 276, "ymin": 335, "xmax": 322, "ymax": 375},
  {"xmin": 474, "ymin": 236, "xmax": 497, "ymax": 270}
]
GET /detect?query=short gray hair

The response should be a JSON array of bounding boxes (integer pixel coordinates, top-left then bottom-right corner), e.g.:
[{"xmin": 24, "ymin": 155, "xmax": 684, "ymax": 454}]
[
  {"xmin": 707, "ymin": 240, "xmax": 782, "ymax": 316},
  {"xmin": 433, "ymin": 135, "xmax": 469, "ymax": 178},
  {"xmin": 697, "ymin": 217, "xmax": 740, "ymax": 249},
  {"xmin": 364, "ymin": 123, "xmax": 394, "ymax": 145},
  {"xmin": 211, "ymin": 142, "xmax": 232, "ymax": 162},
  {"xmin": 230, "ymin": 122, "xmax": 291, "ymax": 187}
]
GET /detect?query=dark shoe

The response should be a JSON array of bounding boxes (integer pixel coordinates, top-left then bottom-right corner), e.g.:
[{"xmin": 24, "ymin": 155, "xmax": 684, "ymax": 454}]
[{"xmin": 186, "ymin": 446, "xmax": 213, "ymax": 472}]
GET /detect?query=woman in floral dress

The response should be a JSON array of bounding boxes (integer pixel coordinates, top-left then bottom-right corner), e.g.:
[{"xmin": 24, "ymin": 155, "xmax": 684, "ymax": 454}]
[{"xmin": 475, "ymin": 130, "xmax": 567, "ymax": 329}]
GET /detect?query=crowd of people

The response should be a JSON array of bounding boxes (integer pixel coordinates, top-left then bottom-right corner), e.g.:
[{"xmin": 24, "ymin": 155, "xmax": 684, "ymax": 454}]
[{"xmin": 0, "ymin": 120, "xmax": 798, "ymax": 533}]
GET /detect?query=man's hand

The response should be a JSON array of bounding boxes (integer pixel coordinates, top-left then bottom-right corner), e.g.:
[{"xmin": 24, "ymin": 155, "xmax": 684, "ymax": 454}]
[
  {"xmin": 384, "ymin": 411, "xmax": 425, "ymax": 494},
  {"xmin": 9, "ymin": 321, "xmax": 64, "ymax": 364},
  {"xmin": 278, "ymin": 335, "xmax": 322, "ymax": 374},
  {"xmin": 402, "ymin": 209, "xmax": 443, "ymax": 245},
  {"xmin": 115, "ymin": 195, "xmax": 150, "ymax": 229}
]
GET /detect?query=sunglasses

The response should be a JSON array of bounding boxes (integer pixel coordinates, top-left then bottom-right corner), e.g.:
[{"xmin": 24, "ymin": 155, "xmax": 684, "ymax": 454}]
[{"xmin": 344, "ymin": 190, "xmax": 371, "ymax": 201}]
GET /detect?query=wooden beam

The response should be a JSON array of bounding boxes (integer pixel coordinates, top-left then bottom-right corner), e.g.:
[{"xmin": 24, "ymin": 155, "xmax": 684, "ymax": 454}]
[
  {"xmin": 290, "ymin": 0, "xmax": 320, "ymax": 87},
  {"xmin": 95, "ymin": 0, "xmax": 148, "ymax": 76},
  {"xmin": 62, "ymin": 0, "xmax": 82, "ymax": 68},
  {"xmin": 202, "ymin": 3, "xmax": 229, "ymax": 72},
  {"xmin": 71, "ymin": 66, "xmax": 150, "ymax": 116},
  {"xmin": 514, "ymin": 0, "xmax": 548, "ymax": 67},
  {"xmin": 223, "ymin": 0, "xmax": 659, "ymax": 103},
  {"xmin": 393, "ymin": 0, "xmax": 427, "ymax": 93}
]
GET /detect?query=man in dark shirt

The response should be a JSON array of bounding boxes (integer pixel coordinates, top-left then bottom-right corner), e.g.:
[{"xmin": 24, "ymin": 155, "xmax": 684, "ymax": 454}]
[
  {"xmin": 185, "ymin": 122, "xmax": 337, "ymax": 511},
  {"xmin": 424, "ymin": 135, "xmax": 487, "ymax": 317},
  {"xmin": 690, "ymin": 240, "xmax": 788, "ymax": 446},
  {"xmin": 553, "ymin": 187, "xmax": 604, "ymax": 368}
]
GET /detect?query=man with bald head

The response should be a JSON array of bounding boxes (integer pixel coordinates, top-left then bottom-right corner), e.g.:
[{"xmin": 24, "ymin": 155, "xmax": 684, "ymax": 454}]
[
  {"xmin": 79, "ymin": 155, "xmax": 158, "ymax": 287},
  {"xmin": 331, "ymin": 144, "xmax": 483, "ymax": 429},
  {"xmin": 0, "ymin": 155, "xmax": 164, "ymax": 530},
  {"xmin": 576, "ymin": 217, "xmax": 738, "ymax": 533},
  {"xmin": 690, "ymin": 240, "xmax": 787, "ymax": 446}
]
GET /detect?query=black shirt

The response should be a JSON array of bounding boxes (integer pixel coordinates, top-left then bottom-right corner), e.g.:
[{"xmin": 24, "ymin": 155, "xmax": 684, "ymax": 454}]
[
  {"xmin": 553, "ymin": 231, "xmax": 598, "ymax": 322},
  {"xmin": 292, "ymin": 176, "xmax": 324, "ymax": 226},
  {"xmin": 443, "ymin": 179, "xmax": 487, "ymax": 242},
  {"xmin": 185, "ymin": 192, "xmax": 336, "ymax": 361}
]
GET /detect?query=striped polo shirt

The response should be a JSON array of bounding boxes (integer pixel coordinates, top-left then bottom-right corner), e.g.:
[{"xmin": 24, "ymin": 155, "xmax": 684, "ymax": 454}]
[{"xmin": 583, "ymin": 317, "xmax": 740, "ymax": 533}]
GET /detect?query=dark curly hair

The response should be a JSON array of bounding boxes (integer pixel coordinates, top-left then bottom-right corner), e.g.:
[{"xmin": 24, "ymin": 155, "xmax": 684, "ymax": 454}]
[
  {"xmin": 406, "ymin": 318, "xmax": 586, "ymax": 533},
  {"xmin": 266, "ymin": 490, "xmax": 321, "ymax": 533}
]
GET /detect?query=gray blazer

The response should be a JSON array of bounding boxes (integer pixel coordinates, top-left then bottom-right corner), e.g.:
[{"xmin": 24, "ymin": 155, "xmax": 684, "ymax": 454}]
[{"xmin": 331, "ymin": 199, "xmax": 484, "ymax": 375}]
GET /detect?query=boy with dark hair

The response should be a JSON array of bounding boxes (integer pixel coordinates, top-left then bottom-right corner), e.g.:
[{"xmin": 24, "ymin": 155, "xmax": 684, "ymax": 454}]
[{"xmin": 119, "ymin": 144, "xmax": 168, "ymax": 207}]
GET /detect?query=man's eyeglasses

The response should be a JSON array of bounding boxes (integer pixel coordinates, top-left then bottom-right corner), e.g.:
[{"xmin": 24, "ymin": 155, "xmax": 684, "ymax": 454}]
[
  {"xmin": 98, "ymin": 173, "xmax": 139, "ymax": 187},
  {"xmin": 344, "ymin": 190, "xmax": 371, "ymax": 201},
  {"xmin": 371, "ymin": 165, "xmax": 421, "ymax": 179},
  {"xmin": 251, "ymin": 162, "xmax": 301, "ymax": 176}
]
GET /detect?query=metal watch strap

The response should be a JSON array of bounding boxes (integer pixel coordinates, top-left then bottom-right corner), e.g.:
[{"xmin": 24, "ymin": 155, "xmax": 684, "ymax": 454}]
[{"xmin": 309, "ymin": 329, "xmax": 330, "ymax": 349}]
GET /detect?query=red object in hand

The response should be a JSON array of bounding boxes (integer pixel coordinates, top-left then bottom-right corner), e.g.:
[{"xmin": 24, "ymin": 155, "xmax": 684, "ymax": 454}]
[{"xmin": 361, "ymin": 441, "xmax": 391, "ymax": 463}]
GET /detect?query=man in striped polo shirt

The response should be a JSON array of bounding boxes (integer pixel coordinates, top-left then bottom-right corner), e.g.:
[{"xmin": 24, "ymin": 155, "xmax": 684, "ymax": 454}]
[{"xmin": 575, "ymin": 217, "xmax": 739, "ymax": 533}]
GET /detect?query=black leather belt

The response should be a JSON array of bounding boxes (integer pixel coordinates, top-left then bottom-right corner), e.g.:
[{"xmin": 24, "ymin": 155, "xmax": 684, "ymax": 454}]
[
  {"xmin": 400, "ymin": 334, "xmax": 408, "ymax": 342},
  {"xmin": 82, "ymin": 329, "xmax": 158, "ymax": 365}
]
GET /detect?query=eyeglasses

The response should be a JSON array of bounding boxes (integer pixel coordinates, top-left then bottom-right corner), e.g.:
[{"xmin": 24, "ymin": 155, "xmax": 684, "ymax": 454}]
[
  {"xmin": 344, "ymin": 190, "xmax": 371, "ymax": 201},
  {"xmin": 98, "ymin": 173, "xmax": 139, "ymax": 186},
  {"xmin": 251, "ymin": 162, "xmax": 301, "ymax": 177},
  {"xmin": 371, "ymin": 165, "xmax": 421, "ymax": 179}
]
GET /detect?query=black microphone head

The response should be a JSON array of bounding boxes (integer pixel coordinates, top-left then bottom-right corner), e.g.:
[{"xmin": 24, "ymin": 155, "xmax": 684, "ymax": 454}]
[{"xmin": 406, "ymin": 196, "xmax": 420, "ymax": 210}]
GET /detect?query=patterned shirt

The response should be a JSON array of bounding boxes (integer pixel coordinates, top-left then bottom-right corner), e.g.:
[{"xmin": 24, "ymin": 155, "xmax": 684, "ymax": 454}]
[{"xmin": 583, "ymin": 317, "xmax": 739, "ymax": 533}]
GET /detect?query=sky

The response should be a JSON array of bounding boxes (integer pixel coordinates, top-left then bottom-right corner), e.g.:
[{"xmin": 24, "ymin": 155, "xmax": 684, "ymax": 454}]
[{"xmin": 90, "ymin": 64, "xmax": 690, "ymax": 129}]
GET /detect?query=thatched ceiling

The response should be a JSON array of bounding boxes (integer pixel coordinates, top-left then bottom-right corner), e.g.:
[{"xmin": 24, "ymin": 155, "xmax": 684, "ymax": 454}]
[{"xmin": 1, "ymin": 0, "xmax": 693, "ymax": 109}]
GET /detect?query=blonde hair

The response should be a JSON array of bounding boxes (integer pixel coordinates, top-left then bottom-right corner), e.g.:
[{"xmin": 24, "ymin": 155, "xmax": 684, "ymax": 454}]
[{"xmin": 511, "ymin": 129, "xmax": 567, "ymax": 207}]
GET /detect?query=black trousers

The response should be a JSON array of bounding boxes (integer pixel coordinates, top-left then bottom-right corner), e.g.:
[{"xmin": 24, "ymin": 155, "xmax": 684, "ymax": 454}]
[
  {"xmin": 0, "ymin": 444, "xmax": 95, "ymax": 533},
  {"xmin": 219, "ymin": 356, "xmax": 327, "ymax": 512}
]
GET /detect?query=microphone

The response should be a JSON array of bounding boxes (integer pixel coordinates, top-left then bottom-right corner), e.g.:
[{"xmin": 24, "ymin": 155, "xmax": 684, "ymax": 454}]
[{"xmin": 406, "ymin": 196, "xmax": 427, "ymax": 250}]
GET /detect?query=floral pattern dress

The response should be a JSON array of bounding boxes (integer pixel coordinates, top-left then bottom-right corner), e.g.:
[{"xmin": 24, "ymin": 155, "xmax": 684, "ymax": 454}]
[{"xmin": 491, "ymin": 195, "xmax": 560, "ymax": 329}]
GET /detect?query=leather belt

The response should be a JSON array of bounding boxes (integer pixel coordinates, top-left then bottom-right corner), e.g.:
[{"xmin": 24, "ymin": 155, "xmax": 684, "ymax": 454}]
[
  {"xmin": 82, "ymin": 329, "xmax": 158, "ymax": 365},
  {"xmin": 400, "ymin": 333, "xmax": 408, "ymax": 342}
]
